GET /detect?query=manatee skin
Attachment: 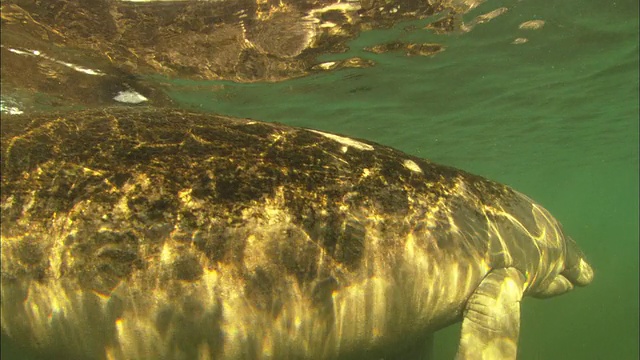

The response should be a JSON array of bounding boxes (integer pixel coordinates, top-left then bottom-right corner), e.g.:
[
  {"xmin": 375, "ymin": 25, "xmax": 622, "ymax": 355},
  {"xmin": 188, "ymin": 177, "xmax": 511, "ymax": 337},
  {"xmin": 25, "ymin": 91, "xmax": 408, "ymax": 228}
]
[{"xmin": 0, "ymin": 108, "xmax": 592, "ymax": 360}]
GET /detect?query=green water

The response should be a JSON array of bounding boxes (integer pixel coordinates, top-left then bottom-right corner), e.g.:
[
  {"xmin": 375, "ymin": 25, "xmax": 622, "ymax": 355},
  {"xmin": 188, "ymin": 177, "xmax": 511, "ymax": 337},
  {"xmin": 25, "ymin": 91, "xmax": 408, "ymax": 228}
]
[
  {"xmin": 167, "ymin": 1, "xmax": 639, "ymax": 359},
  {"xmin": 2, "ymin": 0, "xmax": 638, "ymax": 359}
]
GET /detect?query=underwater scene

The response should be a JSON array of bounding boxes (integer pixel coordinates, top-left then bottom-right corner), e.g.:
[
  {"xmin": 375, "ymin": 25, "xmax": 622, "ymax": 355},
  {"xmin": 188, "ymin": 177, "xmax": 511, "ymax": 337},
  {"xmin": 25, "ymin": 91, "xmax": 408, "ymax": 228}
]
[{"xmin": 1, "ymin": 0, "xmax": 638, "ymax": 359}]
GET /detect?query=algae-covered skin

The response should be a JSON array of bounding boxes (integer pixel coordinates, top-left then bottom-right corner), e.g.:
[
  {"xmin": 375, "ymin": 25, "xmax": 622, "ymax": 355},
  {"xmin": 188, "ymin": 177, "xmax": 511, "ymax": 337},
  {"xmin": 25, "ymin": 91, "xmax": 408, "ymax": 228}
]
[{"xmin": 1, "ymin": 107, "xmax": 593, "ymax": 359}]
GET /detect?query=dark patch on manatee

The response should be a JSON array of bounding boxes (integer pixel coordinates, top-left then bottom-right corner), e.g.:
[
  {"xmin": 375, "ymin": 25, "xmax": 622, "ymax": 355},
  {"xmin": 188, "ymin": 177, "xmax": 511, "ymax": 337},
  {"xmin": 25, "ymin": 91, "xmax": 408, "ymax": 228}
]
[
  {"xmin": 168, "ymin": 295, "xmax": 224, "ymax": 359},
  {"xmin": 275, "ymin": 227, "xmax": 322, "ymax": 285},
  {"xmin": 172, "ymin": 255, "xmax": 203, "ymax": 281},
  {"xmin": 105, "ymin": 294, "xmax": 125, "ymax": 323},
  {"xmin": 191, "ymin": 174, "xmax": 216, "ymax": 199},
  {"xmin": 16, "ymin": 235, "xmax": 45, "ymax": 266},
  {"xmin": 109, "ymin": 172, "xmax": 132, "ymax": 188},
  {"xmin": 93, "ymin": 230, "xmax": 136, "ymax": 246},
  {"xmin": 155, "ymin": 306, "xmax": 174, "ymax": 337},
  {"xmin": 193, "ymin": 227, "xmax": 228, "ymax": 263},
  {"xmin": 13, "ymin": 235, "xmax": 48, "ymax": 282},
  {"xmin": 122, "ymin": 194, "xmax": 176, "ymax": 228},
  {"xmin": 177, "ymin": 211, "xmax": 199, "ymax": 232},
  {"xmin": 66, "ymin": 228, "xmax": 143, "ymax": 294},
  {"xmin": 333, "ymin": 218, "xmax": 367, "ymax": 268},
  {"xmin": 96, "ymin": 246, "xmax": 138, "ymax": 264},
  {"xmin": 213, "ymin": 164, "xmax": 279, "ymax": 203},
  {"xmin": 245, "ymin": 267, "xmax": 284, "ymax": 317},
  {"xmin": 144, "ymin": 223, "xmax": 174, "ymax": 243},
  {"xmin": 311, "ymin": 276, "xmax": 339, "ymax": 308}
]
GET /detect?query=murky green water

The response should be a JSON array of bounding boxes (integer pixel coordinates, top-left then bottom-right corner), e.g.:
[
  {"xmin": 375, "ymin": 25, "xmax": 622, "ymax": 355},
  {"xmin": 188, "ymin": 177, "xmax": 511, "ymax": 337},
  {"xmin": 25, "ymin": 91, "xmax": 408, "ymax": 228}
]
[{"xmin": 2, "ymin": 0, "xmax": 638, "ymax": 359}]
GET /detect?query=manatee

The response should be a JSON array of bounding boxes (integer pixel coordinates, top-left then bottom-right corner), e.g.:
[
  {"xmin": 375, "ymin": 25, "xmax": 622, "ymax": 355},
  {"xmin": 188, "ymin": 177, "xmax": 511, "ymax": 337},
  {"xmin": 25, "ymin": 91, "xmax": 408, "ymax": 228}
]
[{"xmin": 0, "ymin": 107, "xmax": 593, "ymax": 360}]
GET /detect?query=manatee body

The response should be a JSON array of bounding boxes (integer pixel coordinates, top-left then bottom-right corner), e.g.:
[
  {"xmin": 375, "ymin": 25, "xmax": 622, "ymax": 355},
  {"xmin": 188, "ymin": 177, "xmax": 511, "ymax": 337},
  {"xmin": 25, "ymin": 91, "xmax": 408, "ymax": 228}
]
[{"xmin": 0, "ymin": 108, "xmax": 593, "ymax": 360}]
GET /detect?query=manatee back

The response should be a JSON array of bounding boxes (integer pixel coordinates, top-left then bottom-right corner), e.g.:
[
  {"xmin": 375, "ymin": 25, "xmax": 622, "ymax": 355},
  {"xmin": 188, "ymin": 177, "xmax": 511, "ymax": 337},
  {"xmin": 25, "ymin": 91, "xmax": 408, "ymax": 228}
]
[{"xmin": 1, "ymin": 107, "xmax": 540, "ymax": 359}]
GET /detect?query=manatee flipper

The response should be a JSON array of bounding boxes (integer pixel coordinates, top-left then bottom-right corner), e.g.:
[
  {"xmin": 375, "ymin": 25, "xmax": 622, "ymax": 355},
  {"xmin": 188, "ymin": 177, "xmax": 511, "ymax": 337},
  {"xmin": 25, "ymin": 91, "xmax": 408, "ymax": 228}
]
[
  {"xmin": 455, "ymin": 268, "xmax": 526, "ymax": 360},
  {"xmin": 533, "ymin": 236, "xmax": 595, "ymax": 299},
  {"xmin": 560, "ymin": 236, "xmax": 595, "ymax": 287},
  {"xmin": 531, "ymin": 274, "xmax": 574, "ymax": 298}
]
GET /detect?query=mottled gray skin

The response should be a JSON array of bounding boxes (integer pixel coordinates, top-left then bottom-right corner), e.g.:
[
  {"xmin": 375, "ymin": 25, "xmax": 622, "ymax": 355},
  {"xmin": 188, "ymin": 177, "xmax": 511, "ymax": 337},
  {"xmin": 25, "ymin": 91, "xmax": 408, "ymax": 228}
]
[{"xmin": 1, "ymin": 108, "xmax": 593, "ymax": 360}]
